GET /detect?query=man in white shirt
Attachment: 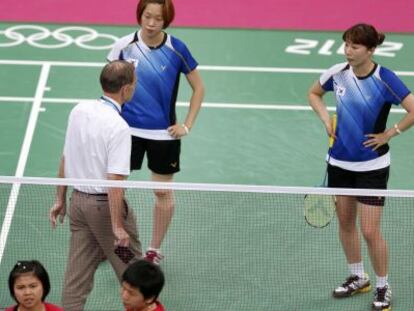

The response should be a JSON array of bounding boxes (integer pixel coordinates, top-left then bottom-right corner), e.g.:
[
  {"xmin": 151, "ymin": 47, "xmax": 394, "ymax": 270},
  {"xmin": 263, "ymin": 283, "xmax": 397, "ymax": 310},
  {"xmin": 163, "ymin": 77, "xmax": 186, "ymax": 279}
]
[{"xmin": 50, "ymin": 60, "xmax": 141, "ymax": 311}]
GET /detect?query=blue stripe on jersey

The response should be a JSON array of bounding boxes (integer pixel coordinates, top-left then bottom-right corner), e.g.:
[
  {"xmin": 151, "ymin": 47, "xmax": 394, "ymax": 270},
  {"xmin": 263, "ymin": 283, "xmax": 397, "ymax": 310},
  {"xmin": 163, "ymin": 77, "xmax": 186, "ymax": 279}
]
[
  {"xmin": 116, "ymin": 33, "xmax": 198, "ymax": 130},
  {"xmin": 321, "ymin": 63, "xmax": 410, "ymax": 162},
  {"xmin": 378, "ymin": 67, "xmax": 411, "ymax": 103}
]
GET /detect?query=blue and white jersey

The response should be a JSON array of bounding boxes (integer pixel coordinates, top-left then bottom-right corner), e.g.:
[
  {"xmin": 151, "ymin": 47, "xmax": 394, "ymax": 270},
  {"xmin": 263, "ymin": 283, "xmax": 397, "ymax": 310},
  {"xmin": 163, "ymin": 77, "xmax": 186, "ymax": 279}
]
[
  {"xmin": 320, "ymin": 62, "xmax": 410, "ymax": 171},
  {"xmin": 107, "ymin": 30, "xmax": 198, "ymax": 140}
]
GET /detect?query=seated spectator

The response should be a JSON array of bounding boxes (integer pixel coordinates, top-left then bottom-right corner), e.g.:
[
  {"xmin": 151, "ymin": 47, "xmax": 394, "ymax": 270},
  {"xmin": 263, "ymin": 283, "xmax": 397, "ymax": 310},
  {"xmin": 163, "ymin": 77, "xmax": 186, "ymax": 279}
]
[
  {"xmin": 6, "ymin": 260, "xmax": 63, "ymax": 311},
  {"xmin": 121, "ymin": 260, "xmax": 165, "ymax": 311}
]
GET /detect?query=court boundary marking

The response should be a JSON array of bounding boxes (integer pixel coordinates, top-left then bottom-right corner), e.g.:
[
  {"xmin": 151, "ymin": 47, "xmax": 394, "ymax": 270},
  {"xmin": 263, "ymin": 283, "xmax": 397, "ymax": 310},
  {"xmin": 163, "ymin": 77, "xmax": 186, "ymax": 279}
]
[
  {"xmin": 0, "ymin": 96, "xmax": 408, "ymax": 113},
  {"xmin": 0, "ymin": 58, "xmax": 412, "ymax": 112},
  {"xmin": 0, "ymin": 63, "xmax": 50, "ymax": 264},
  {"xmin": 0, "ymin": 59, "xmax": 414, "ymax": 76}
]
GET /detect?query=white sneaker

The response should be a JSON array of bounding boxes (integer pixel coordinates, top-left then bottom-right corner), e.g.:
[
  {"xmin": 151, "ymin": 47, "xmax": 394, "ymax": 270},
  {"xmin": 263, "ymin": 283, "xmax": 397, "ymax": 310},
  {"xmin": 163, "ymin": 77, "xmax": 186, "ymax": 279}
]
[
  {"xmin": 333, "ymin": 274, "xmax": 371, "ymax": 298},
  {"xmin": 372, "ymin": 285, "xmax": 391, "ymax": 311}
]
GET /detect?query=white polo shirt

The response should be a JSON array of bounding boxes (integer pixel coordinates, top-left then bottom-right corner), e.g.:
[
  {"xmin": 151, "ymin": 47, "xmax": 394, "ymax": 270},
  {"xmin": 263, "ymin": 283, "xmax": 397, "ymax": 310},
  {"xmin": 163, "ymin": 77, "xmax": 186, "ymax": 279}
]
[{"xmin": 63, "ymin": 96, "xmax": 131, "ymax": 194}]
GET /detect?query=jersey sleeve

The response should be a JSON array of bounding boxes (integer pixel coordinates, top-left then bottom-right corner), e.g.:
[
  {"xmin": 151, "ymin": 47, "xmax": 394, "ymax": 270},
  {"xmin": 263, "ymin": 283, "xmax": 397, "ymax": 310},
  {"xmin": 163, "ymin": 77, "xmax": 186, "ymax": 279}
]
[
  {"xmin": 107, "ymin": 33, "xmax": 136, "ymax": 61},
  {"xmin": 170, "ymin": 37, "xmax": 198, "ymax": 74},
  {"xmin": 378, "ymin": 67, "xmax": 411, "ymax": 105},
  {"xmin": 319, "ymin": 62, "xmax": 348, "ymax": 92}
]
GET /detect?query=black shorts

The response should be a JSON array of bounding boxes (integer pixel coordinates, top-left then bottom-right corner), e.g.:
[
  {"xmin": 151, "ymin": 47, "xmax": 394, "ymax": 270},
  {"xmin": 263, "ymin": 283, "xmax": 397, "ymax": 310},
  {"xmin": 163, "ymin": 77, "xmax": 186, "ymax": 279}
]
[
  {"xmin": 131, "ymin": 136, "xmax": 181, "ymax": 175},
  {"xmin": 327, "ymin": 164, "xmax": 389, "ymax": 206}
]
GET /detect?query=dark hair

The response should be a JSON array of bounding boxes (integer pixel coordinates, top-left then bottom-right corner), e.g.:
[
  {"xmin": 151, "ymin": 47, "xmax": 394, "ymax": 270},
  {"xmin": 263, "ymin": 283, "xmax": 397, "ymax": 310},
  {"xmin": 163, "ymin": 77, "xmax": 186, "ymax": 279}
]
[
  {"xmin": 136, "ymin": 0, "xmax": 175, "ymax": 29},
  {"xmin": 342, "ymin": 23, "xmax": 385, "ymax": 49},
  {"xmin": 122, "ymin": 260, "xmax": 165, "ymax": 302},
  {"xmin": 100, "ymin": 60, "xmax": 135, "ymax": 93},
  {"xmin": 8, "ymin": 260, "xmax": 51, "ymax": 302}
]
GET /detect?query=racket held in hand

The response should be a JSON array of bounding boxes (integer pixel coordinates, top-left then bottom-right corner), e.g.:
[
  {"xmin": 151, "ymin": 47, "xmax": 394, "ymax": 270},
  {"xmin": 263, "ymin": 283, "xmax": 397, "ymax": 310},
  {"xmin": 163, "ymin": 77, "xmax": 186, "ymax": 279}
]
[{"xmin": 304, "ymin": 113, "xmax": 337, "ymax": 228}]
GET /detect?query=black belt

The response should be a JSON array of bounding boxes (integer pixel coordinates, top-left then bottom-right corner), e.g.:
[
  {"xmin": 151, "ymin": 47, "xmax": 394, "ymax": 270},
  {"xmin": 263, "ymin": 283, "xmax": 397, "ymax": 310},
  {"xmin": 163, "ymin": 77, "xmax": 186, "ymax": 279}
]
[{"xmin": 73, "ymin": 189, "xmax": 107, "ymax": 197}]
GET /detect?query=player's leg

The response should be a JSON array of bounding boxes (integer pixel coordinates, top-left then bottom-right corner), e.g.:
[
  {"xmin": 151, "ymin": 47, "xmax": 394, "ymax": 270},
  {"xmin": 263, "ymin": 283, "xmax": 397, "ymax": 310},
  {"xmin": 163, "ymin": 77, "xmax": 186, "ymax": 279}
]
[
  {"xmin": 336, "ymin": 196, "xmax": 361, "ymax": 263},
  {"xmin": 359, "ymin": 203, "xmax": 387, "ymax": 277},
  {"xmin": 151, "ymin": 173, "xmax": 174, "ymax": 248},
  {"xmin": 329, "ymin": 165, "xmax": 370, "ymax": 298},
  {"xmin": 129, "ymin": 135, "xmax": 163, "ymax": 263},
  {"xmin": 359, "ymin": 203, "xmax": 391, "ymax": 310},
  {"xmin": 357, "ymin": 167, "xmax": 391, "ymax": 310},
  {"xmin": 328, "ymin": 165, "xmax": 362, "ymax": 266},
  {"xmin": 357, "ymin": 167, "xmax": 389, "ymax": 281},
  {"xmin": 333, "ymin": 197, "xmax": 372, "ymax": 298},
  {"xmin": 146, "ymin": 139, "xmax": 180, "ymax": 263}
]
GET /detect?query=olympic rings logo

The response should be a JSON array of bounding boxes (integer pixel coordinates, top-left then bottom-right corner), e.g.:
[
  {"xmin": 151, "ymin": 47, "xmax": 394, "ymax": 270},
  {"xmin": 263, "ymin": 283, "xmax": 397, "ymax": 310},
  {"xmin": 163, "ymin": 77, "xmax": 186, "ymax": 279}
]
[{"xmin": 0, "ymin": 25, "xmax": 119, "ymax": 50}]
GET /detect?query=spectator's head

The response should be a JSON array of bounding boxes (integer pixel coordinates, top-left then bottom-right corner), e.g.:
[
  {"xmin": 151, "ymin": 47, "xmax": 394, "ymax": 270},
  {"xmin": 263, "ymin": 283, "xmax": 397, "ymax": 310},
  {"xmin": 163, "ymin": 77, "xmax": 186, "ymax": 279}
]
[
  {"xmin": 100, "ymin": 60, "xmax": 136, "ymax": 102},
  {"xmin": 8, "ymin": 260, "xmax": 51, "ymax": 307},
  {"xmin": 136, "ymin": 0, "xmax": 175, "ymax": 29},
  {"xmin": 121, "ymin": 260, "xmax": 165, "ymax": 310}
]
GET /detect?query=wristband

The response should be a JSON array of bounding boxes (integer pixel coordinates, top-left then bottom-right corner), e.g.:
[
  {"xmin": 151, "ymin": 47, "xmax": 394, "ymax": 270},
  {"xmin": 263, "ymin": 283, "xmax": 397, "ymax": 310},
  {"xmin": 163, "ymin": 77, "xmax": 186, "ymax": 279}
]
[
  {"xmin": 182, "ymin": 124, "xmax": 189, "ymax": 135},
  {"xmin": 394, "ymin": 123, "xmax": 402, "ymax": 135}
]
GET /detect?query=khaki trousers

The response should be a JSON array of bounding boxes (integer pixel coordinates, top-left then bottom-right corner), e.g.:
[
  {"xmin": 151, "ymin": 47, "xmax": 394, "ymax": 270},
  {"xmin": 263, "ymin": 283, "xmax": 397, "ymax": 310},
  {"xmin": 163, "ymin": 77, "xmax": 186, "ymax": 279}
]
[{"xmin": 62, "ymin": 190, "xmax": 142, "ymax": 311}]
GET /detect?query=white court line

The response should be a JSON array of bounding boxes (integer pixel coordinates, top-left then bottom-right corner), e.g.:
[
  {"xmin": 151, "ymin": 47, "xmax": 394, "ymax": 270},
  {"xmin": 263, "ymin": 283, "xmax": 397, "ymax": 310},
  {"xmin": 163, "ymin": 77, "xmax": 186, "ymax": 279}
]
[
  {"xmin": 0, "ymin": 64, "xmax": 51, "ymax": 264},
  {"xmin": 0, "ymin": 59, "xmax": 413, "ymax": 76},
  {"xmin": 0, "ymin": 96, "xmax": 407, "ymax": 113},
  {"xmin": 0, "ymin": 59, "xmax": 409, "ymax": 113}
]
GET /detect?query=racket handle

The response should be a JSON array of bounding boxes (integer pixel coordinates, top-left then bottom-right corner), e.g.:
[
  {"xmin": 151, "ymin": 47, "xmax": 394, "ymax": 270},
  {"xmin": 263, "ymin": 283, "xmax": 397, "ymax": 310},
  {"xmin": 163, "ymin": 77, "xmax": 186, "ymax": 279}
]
[{"xmin": 328, "ymin": 113, "xmax": 337, "ymax": 148}]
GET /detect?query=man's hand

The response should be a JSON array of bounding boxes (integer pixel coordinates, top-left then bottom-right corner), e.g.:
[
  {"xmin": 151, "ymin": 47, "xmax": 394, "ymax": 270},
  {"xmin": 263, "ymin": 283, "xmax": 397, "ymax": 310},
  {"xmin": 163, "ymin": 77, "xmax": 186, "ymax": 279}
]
[
  {"xmin": 49, "ymin": 201, "xmax": 66, "ymax": 229},
  {"xmin": 113, "ymin": 226, "xmax": 130, "ymax": 247},
  {"xmin": 107, "ymin": 174, "xmax": 130, "ymax": 247}
]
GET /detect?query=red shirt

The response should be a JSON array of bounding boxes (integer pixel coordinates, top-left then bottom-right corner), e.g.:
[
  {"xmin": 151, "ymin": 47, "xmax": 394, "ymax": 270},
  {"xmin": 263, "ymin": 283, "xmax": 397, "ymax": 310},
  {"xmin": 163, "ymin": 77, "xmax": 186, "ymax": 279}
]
[
  {"xmin": 5, "ymin": 302, "xmax": 64, "ymax": 311},
  {"xmin": 126, "ymin": 301, "xmax": 165, "ymax": 311}
]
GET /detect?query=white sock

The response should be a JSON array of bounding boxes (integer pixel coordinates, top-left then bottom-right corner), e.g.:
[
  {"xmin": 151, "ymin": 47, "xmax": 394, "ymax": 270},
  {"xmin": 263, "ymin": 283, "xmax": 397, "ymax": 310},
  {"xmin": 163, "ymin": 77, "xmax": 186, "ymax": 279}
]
[
  {"xmin": 348, "ymin": 262, "xmax": 365, "ymax": 278},
  {"xmin": 376, "ymin": 275, "xmax": 388, "ymax": 288}
]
